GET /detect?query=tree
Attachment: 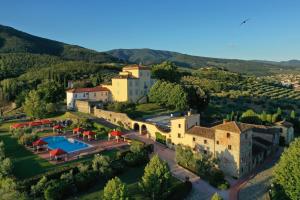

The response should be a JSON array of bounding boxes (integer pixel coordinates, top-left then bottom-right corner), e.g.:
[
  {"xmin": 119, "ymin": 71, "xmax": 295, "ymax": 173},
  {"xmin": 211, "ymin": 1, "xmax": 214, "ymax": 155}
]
[
  {"xmin": 37, "ymin": 80, "xmax": 65, "ymax": 103},
  {"xmin": 31, "ymin": 176, "xmax": 48, "ymax": 198},
  {"xmin": 45, "ymin": 103, "xmax": 56, "ymax": 113},
  {"xmin": 92, "ymin": 155, "xmax": 112, "ymax": 178},
  {"xmin": 23, "ymin": 90, "xmax": 46, "ymax": 119},
  {"xmin": 290, "ymin": 110, "xmax": 296, "ymax": 120},
  {"xmin": 0, "ymin": 177, "xmax": 28, "ymax": 200},
  {"xmin": 103, "ymin": 177, "xmax": 129, "ymax": 200},
  {"xmin": 273, "ymin": 138, "xmax": 300, "ymax": 199},
  {"xmin": 211, "ymin": 192, "xmax": 223, "ymax": 200},
  {"xmin": 139, "ymin": 155, "xmax": 171, "ymax": 199},
  {"xmin": 0, "ymin": 158, "xmax": 13, "ymax": 177},
  {"xmin": 175, "ymin": 145, "xmax": 195, "ymax": 168},
  {"xmin": 151, "ymin": 61, "xmax": 179, "ymax": 82}
]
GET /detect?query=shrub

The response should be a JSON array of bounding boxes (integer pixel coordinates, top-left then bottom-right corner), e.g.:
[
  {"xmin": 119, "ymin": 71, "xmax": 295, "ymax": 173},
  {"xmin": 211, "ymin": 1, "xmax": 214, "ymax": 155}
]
[
  {"xmin": 44, "ymin": 180, "xmax": 63, "ymax": 200},
  {"xmin": 164, "ymin": 181, "xmax": 192, "ymax": 200},
  {"xmin": 124, "ymin": 151, "xmax": 148, "ymax": 167},
  {"xmin": 74, "ymin": 170, "xmax": 99, "ymax": 192},
  {"xmin": 18, "ymin": 133, "xmax": 38, "ymax": 146},
  {"xmin": 155, "ymin": 132, "xmax": 166, "ymax": 144},
  {"xmin": 92, "ymin": 155, "xmax": 113, "ymax": 178},
  {"xmin": 211, "ymin": 192, "xmax": 223, "ymax": 200},
  {"xmin": 31, "ymin": 176, "xmax": 48, "ymax": 198},
  {"xmin": 208, "ymin": 168, "xmax": 229, "ymax": 190}
]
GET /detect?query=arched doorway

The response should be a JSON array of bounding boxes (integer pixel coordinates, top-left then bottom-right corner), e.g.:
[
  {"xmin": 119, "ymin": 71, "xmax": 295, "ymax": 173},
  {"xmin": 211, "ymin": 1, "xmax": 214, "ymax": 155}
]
[
  {"xmin": 141, "ymin": 124, "xmax": 147, "ymax": 135},
  {"xmin": 133, "ymin": 123, "xmax": 140, "ymax": 132}
]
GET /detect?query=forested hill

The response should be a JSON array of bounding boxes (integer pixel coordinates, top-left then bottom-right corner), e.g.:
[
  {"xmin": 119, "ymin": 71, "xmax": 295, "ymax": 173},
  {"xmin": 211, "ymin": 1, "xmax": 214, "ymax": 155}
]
[
  {"xmin": 0, "ymin": 24, "xmax": 118, "ymax": 63},
  {"xmin": 107, "ymin": 48, "xmax": 300, "ymax": 75}
]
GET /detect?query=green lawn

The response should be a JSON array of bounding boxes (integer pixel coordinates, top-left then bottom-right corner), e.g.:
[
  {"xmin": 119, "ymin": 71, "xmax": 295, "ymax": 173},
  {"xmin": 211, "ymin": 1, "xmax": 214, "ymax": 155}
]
[
  {"xmin": 127, "ymin": 103, "xmax": 176, "ymax": 119},
  {"xmin": 72, "ymin": 165, "xmax": 181, "ymax": 200},
  {"xmin": 0, "ymin": 132, "xmax": 117, "ymax": 179}
]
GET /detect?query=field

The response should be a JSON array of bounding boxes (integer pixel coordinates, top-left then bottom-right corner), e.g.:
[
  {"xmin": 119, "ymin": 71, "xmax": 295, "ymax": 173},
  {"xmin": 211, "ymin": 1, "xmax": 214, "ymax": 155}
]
[{"xmin": 203, "ymin": 78, "xmax": 300, "ymax": 123}]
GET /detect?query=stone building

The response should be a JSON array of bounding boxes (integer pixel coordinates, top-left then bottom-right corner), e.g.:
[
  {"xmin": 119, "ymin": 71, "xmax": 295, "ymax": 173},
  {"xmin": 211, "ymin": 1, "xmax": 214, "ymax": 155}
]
[{"xmin": 66, "ymin": 65, "xmax": 155, "ymax": 110}]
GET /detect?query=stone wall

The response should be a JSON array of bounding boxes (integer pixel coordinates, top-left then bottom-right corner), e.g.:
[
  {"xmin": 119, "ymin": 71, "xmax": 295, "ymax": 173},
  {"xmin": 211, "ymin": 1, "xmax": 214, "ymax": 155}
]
[{"xmin": 75, "ymin": 100, "xmax": 90, "ymax": 113}]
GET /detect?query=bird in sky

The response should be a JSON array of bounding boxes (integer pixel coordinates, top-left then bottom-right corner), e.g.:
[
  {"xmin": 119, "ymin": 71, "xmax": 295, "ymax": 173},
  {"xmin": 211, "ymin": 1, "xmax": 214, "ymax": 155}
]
[{"xmin": 240, "ymin": 18, "xmax": 250, "ymax": 25}]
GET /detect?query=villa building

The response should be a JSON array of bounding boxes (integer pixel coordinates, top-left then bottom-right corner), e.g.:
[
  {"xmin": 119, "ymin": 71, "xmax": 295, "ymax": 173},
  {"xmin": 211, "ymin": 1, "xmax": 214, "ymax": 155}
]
[
  {"xmin": 76, "ymin": 100, "xmax": 294, "ymax": 178},
  {"xmin": 66, "ymin": 65, "xmax": 155, "ymax": 110},
  {"xmin": 167, "ymin": 115, "xmax": 282, "ymax": 178}
]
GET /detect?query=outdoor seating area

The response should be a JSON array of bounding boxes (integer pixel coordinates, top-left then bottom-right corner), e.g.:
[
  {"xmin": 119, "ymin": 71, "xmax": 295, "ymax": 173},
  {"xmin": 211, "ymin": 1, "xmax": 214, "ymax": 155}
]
[{"xmin": 10, "ymin": 119, "xmax": 53, "ymax": 130}]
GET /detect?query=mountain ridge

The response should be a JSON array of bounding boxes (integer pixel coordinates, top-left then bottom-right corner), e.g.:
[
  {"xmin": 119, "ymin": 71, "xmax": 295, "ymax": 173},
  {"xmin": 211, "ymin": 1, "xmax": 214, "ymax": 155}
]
[{"xmin": 0, "ymin": 24, "xmax": 118, "ymax": 63}]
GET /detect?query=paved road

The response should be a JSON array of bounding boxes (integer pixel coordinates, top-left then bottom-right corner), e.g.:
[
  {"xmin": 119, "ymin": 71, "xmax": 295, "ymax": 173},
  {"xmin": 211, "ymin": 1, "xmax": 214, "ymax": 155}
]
[{"xmin": 127, "ymin": 132, "xmax": 229, "ymax": 200}]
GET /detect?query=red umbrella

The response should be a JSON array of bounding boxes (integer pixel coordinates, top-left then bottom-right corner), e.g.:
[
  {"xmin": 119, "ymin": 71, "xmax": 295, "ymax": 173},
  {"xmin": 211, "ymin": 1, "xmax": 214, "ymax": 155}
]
[
  {"xmin": 41, "ymin": 119, "xmax": 52, "ymax": 125},
  {"xmin": 110, "ymin": 130, "xmax": 123, "ymax": 137},
  {"xmin": 83, "ymin": 131, "xmax": 96, "ymax": 136},
  {"xmin": 32, "ymin": 139, "xmax": 48, "ymax": 146},
  {"xmin": 73, "ymin": 127, "xmax": 84, "ymax": 133},
  {"xmin": 53, "ymin": 125, "xmax": 64, "ymax": 129},
  {"xmin": 49, "ymin": 148, "xmax": 67, "ymax": 157},
  {"xmin": 29, "ymin": 121, "xmax": 43, "ymax": 127}
]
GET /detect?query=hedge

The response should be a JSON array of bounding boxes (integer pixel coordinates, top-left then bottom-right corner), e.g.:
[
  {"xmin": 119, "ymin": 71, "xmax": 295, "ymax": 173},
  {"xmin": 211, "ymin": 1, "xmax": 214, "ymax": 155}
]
[{"xmin": 155, "ymin": 132, "xmax": 166, "ymax": 144}]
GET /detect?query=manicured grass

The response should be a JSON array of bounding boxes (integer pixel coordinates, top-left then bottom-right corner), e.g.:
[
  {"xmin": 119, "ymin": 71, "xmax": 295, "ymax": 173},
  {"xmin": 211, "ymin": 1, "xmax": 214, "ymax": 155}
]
[
  {"xmin": 0, "ymin": 132, "xmax": 117, "ymax": 179},
  {"xmin": 73, "ymin": 165, "xmax": 181, "ymax": 200},
  {"xmin": 127, "ymin": 103, "xmax": 176, "ymax": 119}
]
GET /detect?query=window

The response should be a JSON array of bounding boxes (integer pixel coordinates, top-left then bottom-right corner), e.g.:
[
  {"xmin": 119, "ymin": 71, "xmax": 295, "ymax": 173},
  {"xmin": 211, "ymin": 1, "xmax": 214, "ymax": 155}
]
[
  {"xmin": 178, "ymin": 124, "xmax": 181, "ymax": 128},
  {"xmin": 228, "ymin": 145, "xmax": 232, "ymax": 150},
  {"xmin": 216, "ymin": 140, "xmax": 219, "ymax": 145},
  {"xmin": 204, "ymin": 139, "xmax": 207, "ymax": 144},
  {"xmin": 178, "ymin": 133, "xmax": 181, "ymax": 138},
  {"xmin": 135, "ymin": 89, "xmax": 138, "ymax": 95},
  {"xmin": 227, "ymin": 133, "xmax": 230, "ymax": 138},
  {"xmin": 193, "ymin": 137, "xmax": 196, "ymax": 141},
  {"xmin": 245, "ymin": 133, "xmax": 248, "ymax": 139},
  {"xmin": 75, "ymin": 94, "xmax": 77, "ymax": 98}
]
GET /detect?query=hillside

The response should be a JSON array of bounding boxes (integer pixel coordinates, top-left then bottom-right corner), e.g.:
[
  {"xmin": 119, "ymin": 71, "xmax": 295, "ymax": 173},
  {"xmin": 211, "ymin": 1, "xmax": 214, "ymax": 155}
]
[
  {"xmin": 0, "ymin": 24, "xmax": 118, "ymax": 63},
  {"xmin": 107, "ymin": 48, "xmax": 300, "ymax": 75}
]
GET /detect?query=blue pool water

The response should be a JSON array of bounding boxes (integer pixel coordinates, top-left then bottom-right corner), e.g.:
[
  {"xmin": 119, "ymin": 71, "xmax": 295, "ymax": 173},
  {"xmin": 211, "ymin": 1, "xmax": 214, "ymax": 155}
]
[{"xmin": 42, "ymin": 136, "xmax": 91, "ymax": 153}]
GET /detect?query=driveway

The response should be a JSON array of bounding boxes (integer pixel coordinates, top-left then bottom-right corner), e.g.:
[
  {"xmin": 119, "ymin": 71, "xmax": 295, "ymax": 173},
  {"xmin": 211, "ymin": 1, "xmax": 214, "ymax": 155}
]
[{"xmin": 127, "ymin": 132, "xmax": 229, "ymax": 200}]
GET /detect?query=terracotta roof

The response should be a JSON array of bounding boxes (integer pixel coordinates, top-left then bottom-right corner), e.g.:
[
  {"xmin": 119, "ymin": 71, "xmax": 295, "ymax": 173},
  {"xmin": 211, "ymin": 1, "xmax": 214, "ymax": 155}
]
[
  {"xmin": 50, "ymin": 148, "xmax": 67, "ymax": 156},
  {"xmin": 32, "ymin": 139, "xmax": 48, "ymax": 146},
  {"xmin": 67, "ymin": 86, "xmax": 110, "ymax": 93},
  {"xmin": 186, "ymin": 126, "xmax": 215, "ymax": 139},
  {"xmin": 252, "ymin": 127, "xmax": 280, "ymax": 135},
  {"xmin": 123, "ymin": 64, "xmax": 151, "ymax": 70},
  {"xmin": 112, "ymin": 74, "xmax": 138, "ymax": 79},
  {"xmin": 212, "ymin": 121, "xmax": 253, "ymax": 133},
  {"xmin": 276, "ymin": 120, "xmax": 293, "ymax": 128}
]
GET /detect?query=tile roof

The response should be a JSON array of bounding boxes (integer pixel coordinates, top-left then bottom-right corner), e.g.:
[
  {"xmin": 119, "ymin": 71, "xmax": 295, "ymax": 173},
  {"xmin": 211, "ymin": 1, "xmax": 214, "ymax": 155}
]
[
  {"xmin": 276, "ymin": 120, "xmax": 293, "ymax": 128},
  {"xmin": 112, "ymin": 74, "xmax": 138, "ymax": 79},
  {"xmin": 212, "ymin": 121, "xmax": 253, "ymax": 133},
  {"xmin": 186, "ymin": 126, "xmax": 215, "ymax": 139},
  {"xmin": 67, "ymin": 86, "xmax": 110, "ymax": 93},
  {"xmin": 123, "ymin": 64, "xmax": 151, "ymax": 70}
]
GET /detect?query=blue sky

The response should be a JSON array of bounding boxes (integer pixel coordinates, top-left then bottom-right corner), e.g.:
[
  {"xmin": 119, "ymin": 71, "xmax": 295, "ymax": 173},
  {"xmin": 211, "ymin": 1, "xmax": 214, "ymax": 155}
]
[{"xmin": 1, "ymin": 0, "xmax": 299, "ymax": 61}]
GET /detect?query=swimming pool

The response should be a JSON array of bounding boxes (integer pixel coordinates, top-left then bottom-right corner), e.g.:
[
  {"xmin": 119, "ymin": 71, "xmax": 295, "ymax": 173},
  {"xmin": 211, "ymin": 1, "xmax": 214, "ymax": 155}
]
[{"xmin": 42, "ymin": 136, "xmax": 92, "ymax": 153}]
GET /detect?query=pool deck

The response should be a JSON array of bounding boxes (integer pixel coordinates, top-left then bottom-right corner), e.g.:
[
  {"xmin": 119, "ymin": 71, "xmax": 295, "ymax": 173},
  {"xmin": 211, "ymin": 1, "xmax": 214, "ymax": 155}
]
[{"xmin": 29, "ymin": 132, "xmax": 129, "ymax": 164}]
